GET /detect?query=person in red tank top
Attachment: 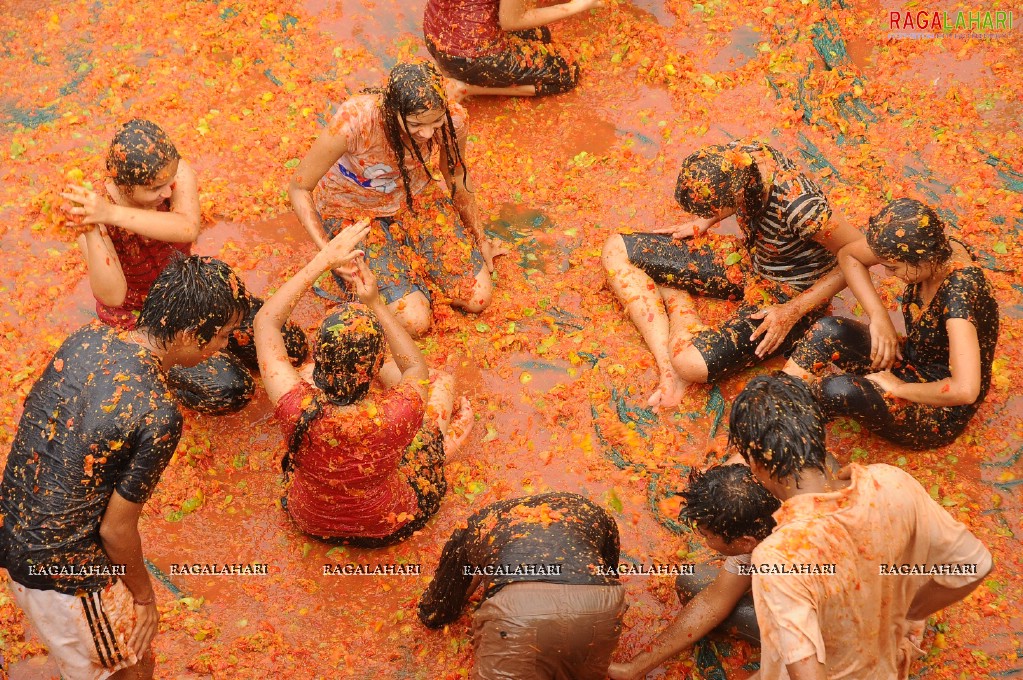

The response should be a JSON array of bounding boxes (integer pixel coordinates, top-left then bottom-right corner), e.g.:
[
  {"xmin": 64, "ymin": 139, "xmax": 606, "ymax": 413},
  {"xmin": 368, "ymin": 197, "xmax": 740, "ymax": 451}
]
[
  {"xmin": 62, "ymin": 120, "xmax": 308, "ymax": 413},
  {"xmin": 254, "ymin": 224, "xmax": 474, "ymax": 545},
  {"xmin": 423, "ymin": 0, "xmax": 603, "ymax": 98}
]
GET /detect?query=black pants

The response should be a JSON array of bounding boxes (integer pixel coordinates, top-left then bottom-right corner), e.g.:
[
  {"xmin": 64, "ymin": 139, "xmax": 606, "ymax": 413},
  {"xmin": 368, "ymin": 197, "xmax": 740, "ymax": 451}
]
[
  {"xmin": 167, "ymin": 294, "xmax": 308, "ymax": 415},
  {"xmin": 789, "ymin": 316, "xmax": 975, "ymax": 449},
  {"xmin": 426, "ymin": 27, "xmax": 579, "ymax": 96},
  {"xmin": 676, "ymin": 564, "xmax": 759, "ymax": 644}
]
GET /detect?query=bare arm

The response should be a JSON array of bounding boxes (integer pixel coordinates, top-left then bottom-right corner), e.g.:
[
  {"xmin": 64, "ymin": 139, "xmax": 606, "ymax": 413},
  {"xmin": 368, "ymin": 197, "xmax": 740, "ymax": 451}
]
[
  {"xmin": 498, "ymin": 0, "xmax": 603, "ymax": 32},
  {"xmin": 99, "ymin": 491, "xmax": 159, "ymax": 656},
  {"xmin": 786, "ymin": 655, "xmax": 828, "ymax": 680},
  {"xmin": 78, "ymin": 226, "xmax": 127, "ymax": 307},
  {"xmin": 289, "ymin": 115, "xmax": 353, "ymax": 250},
  {"xmin": 609, "ymin": 571, "xmax": 751, "ymax": 679},
  {"xmin": 255, "ymin": 221, "xmax": 370, "ymax": 404},
  {"xmin": 648, "ymin": 207, "xmax": 735, "ymax": 239},
  {"xmin": 62, "ymin": 161, "xmax": 201, "ymax": 242}
]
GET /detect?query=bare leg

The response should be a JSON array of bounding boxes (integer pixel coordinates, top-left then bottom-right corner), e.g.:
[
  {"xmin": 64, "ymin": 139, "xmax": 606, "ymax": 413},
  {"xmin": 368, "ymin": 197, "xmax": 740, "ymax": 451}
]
[
  {"xmin": 446, "ymin": 77, "xmax": 537, "ymax": 99},
  {"xmin": 450, "ymin": 268, "xmax": 493, "ymax": 315},
  {"xmin": 426, "ymin": 370, "xmax": 473, "ymax": 455},
  {"xmin": 378, "ymin": 360, "xmax": 401, "ymax": 388},
  {"xmin": 783, "ymin": 359, "xmax": 814, "ymax": 382},
  {"xmin": 601, "ymin": 234, "xmax": 688, "ymax": 409},
  {"xmin": 388, "ymin": 291, "xmax": 432, "ymax": 338}
]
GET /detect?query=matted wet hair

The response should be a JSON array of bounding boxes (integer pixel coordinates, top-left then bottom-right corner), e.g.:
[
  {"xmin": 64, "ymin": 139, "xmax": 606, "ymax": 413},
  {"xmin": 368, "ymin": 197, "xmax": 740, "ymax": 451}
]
[
  {"xmin": 675, "ymin": 144, "xmax": 765, "ymax": 240},
  {"xmin": 679, "ymin": 464, "xmax": 780, "ymax": 543},
  {"xmin": 106, "ymin": 118, "xmax": 180, "ymax": 187},
  {"xmin": 867, "ymin": 198, "xmax": 953, "ymax": 266},
  {"xmin": 728, "ymin": 374, "xmax": 827, "ymax": 484},
  {"xmin": 283, "ymin": 302, "xmax": 385, "ymax": 478},
  {"xmin": 374, "ymin": 61, "xmax": 467, "ymax": 214},
  {"xmin": 137, "ymin": 254, "xmax": 250, "ymax": 346}
]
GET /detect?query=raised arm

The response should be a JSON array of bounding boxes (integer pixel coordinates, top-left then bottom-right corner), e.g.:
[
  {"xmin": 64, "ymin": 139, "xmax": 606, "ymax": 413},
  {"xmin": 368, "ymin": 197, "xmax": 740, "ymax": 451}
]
[
  {"xmin": 609, "ymin": 572, "xmax": 752, "ymax": 680},
  {"xmin": 255, "ymin": 220, "xmax": 370, "ymax": 404},
  {"xmin": 78, "ymin": 225, "xmax": 127, "ymax": 307},
  {"xmin": 289, "ymin": 115, "xmax": 353, "ymax": 250},
  {"xmin": 61, "ymin": 160, "xmax": 201, "ymax": 243},
  {"xmin": 838, "ymin": 237, "xmax": 901, "ymax": 369},
  {"xmin": 498, "ymin": 0, "xmax": 603, "ymax": 32}
]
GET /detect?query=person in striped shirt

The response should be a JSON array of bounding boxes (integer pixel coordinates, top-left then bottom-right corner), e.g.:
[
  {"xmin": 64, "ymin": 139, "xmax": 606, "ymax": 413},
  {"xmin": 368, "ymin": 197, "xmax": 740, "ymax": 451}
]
[{"xmin": 601, "ymin": 139, "xmax": 863, "ymax": 409}]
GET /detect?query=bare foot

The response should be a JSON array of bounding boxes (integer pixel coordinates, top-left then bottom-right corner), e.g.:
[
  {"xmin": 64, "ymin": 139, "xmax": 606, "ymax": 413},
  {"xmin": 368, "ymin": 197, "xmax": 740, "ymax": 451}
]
[
  {"xmin": 444, "ymin": 78, "xmax": 469, "ymax": 104},
  {"xmin": 443, "ymin": 396, "xmax": 474, "ymax": 456},
  {"xmin": 647, "ymin": 370, "xmax": 688, "ymax": 411}
]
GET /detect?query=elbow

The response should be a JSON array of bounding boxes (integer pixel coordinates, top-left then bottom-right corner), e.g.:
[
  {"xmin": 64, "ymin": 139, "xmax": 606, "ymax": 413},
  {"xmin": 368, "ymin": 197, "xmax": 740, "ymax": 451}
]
[
  {"xmin": 950, "ymin": 381, "xmax": 980, "ymax": 406},
  {"xmin": 99, "ymin": 517, "xmax": 128, "ymax": 547},
  {"xmin": 94, "ymin": 286, "xmax": 127, "ymax": 308}
]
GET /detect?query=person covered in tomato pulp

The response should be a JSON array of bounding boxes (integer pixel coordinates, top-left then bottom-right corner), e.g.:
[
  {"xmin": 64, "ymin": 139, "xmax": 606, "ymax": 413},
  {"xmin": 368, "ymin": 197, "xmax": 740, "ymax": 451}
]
[
  {"xmin": 0, "ymin": 256, "xmax": 249, "ymax": 680},
  {"xmin": 254, "ymin": 222, "xmax": 474, "ymax": 546}
]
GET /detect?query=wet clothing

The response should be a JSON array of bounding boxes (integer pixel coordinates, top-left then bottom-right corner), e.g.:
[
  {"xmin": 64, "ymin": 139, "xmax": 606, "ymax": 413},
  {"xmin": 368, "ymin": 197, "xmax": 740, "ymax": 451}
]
[
  {"xmin": 0, "ymin": 324, "xmax": 183, "ymax": 594},
  {"xmin": 427, "ymin": 26, "xmax": 579, "ymax": 97},
  {"xmin": 418, "ymin": 492, "xmax": 622, "ymax": 628},
  {"xmin": 9, "ymin": 579, "xmax": 140, "ymax": 679},
  {"xmin": 675, "ymin": 562, "xmax": 759, "ymax": 644},
  {"xmin": 423, "ymin": 0, "xmax": 507, "ymax": 58},
  {"xmin": 790, "ymin": 265, "xmax": 999, "ymax": 448},
  {"xmin": 313, "ymin": 94, "xmax": 468, "ymax": 219},
  {"xmin": 322, "ymin": 183, "xmax": 485, "ymax": 305},
  {"xmin": 622, "ymin": 140, "xmax": 835, "ymax": 381},
  {"xmin": 275, "ymin": 379, "xmax": 445, "ymax": 543},
  {"xmin": 752, "ymin": 464, "xmax": 991, "ymax": 679},
  {"xmin": 471, "ymin": 582, "xmax": 626, "ymax": 680}
]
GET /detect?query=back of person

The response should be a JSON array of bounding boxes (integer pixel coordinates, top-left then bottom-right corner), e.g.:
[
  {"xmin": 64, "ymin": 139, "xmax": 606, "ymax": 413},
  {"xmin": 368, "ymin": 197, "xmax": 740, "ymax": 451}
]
[
  {"xmin": 1, "ymin": 324, "xmax": 182, "ymax": 594},
  {"xmin": 423, "ymin": 0, "xmax": 504, "ymax": 57}
]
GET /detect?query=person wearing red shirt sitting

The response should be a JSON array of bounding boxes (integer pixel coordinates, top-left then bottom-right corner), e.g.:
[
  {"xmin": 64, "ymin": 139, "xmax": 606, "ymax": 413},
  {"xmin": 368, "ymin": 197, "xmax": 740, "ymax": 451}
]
[{"xmin": 254, "ymin": 223, "xmax": 473, "ymax": 545}]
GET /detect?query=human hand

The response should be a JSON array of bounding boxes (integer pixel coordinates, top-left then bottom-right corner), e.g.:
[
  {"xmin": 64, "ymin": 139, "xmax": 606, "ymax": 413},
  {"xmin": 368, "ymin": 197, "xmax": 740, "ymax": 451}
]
[
  {"xmin": 61, "ymin": 183, "xmax": 114, "ymax": 226},
  {"xmin": 868, "ymin": 316, "xmax": 902, "ymax": 370},
  {"xmin": 338, "ymin": 252, "xmax": 380, "ymax": 305},
  {"xmin": 571, "ymin": 0, "xmax": 605, "ymax": 11},
  {"xmin": 750, "ymin": 301, "xmax": 802, "ymax": 358},
  {"xmin": 649, "ymin": 219, "xmax": 709, "ymax": 240},
  {"xmin": 865, "ymin": 370, "xmax": 904, "ymax": 397},
  {"xmin": 320, "ymin": 218, "xmax": 370, "ymax": 269},
  {"xmin": 480, "ymin": 237, "xmax": 511, "ymax": 272},
  {"xmin": 128, "ymin": 600, "xmax": 160, "ymax": 657}
]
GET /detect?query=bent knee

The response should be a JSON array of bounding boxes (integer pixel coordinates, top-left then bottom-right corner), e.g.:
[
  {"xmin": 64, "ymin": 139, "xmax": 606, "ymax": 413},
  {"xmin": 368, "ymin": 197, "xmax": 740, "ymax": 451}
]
[
  {"xmin": 671, "ymin": 346, "xmax": 709, "ymax": 384},
  {"xmin": 601, "ymin": 234, "xmax": 629, "ymax": 272},
  {"xmin": 392, "ymin": 295, "xmax": 432, "ymax": 337},
  {"xmin": 807, "ymin": 316, "xmax": 846, "ymax": 344},
  {"xmin": 460, "ymin": 273, "xmax": 493, "ymax": 314}
]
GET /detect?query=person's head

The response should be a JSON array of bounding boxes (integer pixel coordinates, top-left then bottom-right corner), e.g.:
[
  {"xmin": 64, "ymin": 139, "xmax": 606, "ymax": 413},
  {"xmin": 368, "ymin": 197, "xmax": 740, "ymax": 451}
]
[
  {"xmin": 728, "ymin": 374, "xmax": 828, "ymax": 489},
  {"xmin": 106, "ymin": 119, "xmax": 181, "ymax": 208},
  {"xmin": 867, "ymin": 198, "xmax": 953, "ymax": 283},
  {"xmin": 377, "ymin": 61, "xmax": 465, "ymax": 213},
  {"xmin": 675, "ymin": 144, "xmax": 764, "ymax": 221},
  {"xmin": 312, "ymin": 302, "xmax": 385, "ymax": 406},
  {"xmin": 679, "ymin": 464, "xmax": 780, "ymax": 556},
  {"xmin": 136, "ymin": 254, "xmax": 250, "ymax": 366}
]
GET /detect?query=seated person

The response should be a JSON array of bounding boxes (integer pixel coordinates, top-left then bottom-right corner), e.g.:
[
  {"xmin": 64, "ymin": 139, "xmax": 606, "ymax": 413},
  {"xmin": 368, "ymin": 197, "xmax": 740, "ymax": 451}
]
[
  {"xmin": 608, "ymin": 464, "xmax": 779, "ymax": 679},
  {"xmin": 63, "ymin": 118, "xmax": 306, "ymax": 414},
  {"xmin": 254, "ymin": 223, "xmax": 472, "ymax": 547},
  {"xmin": 418, "ymin": 491, "xmax": 625, "ymax": 680},
  {"xmin": 601, "ymin": 139, "xmax": 862, "ymax": 409},
  {"xmin": 1, "ymin": 256, "xmax": 249, "ymax": 680},
  {"xmin": 289, "ymin": 61, "xmax": 504, "ymax": 337},
  {"xmin": 423, "ymin": 0, "xmax": 603, "ymax": 98},
  {"xmin": 785, "ymin": 198, "xmax": 999, "ymax": 449},
  {"xmin": 730, "ymin": 374, "xmax": 992, "ymax": 679}
]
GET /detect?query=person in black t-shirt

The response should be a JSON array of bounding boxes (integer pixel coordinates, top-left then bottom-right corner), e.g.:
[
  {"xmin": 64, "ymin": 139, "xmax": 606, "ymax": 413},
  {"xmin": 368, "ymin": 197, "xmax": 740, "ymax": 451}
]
[
  {"xmin": 418, "ymin": 492, "xmax": 625, "ymax": 679},
  {"xmin": 601, "ymin": 139, "xmax": 863, "ymax": 410},
  {"xmin": 785, "ymin": 198, "xmax": 999, "ymax": 449},
  {"xmin": 0, "ymin": 255, "xmax": 249, "ymax": 680}
]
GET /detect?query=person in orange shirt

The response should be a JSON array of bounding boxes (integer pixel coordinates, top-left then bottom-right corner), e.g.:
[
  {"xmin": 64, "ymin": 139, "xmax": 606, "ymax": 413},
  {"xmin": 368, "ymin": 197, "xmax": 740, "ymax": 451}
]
[{"xmin": 729, "ymin": 374, "xmax": 992, "ymax": 679}]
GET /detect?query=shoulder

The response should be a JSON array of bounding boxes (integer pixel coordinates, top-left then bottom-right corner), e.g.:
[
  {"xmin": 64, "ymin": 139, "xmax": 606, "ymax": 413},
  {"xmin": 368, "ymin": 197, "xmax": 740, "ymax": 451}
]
[
  {"xmin": 383, "ymin": 381, "xmax": 426, "ymax": 415},
  {"xmin": 273, "ymin": 379, "xmax": 318, "ymax": 424},
  {"xmin": 326, "ymin": 95, "xmax": 380, "ymax": 136},
  {"xmin": 945, "ymin": 264, "xmax": 990, "ymax": 293}
]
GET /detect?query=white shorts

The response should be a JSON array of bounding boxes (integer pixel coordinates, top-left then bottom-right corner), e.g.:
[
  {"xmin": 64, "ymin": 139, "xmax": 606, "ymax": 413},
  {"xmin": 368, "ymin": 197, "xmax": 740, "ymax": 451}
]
[{"xmin": 9, "ymin": 579, "xmax": 140, "ymax": 680}]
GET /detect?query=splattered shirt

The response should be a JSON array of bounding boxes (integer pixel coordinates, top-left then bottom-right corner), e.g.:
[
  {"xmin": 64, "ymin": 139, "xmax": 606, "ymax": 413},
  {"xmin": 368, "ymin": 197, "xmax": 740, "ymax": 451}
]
[
  {"xmin": 314, "ymin": 94, "xmax": 468, "ymax": 219},
  {"xmin": 95, "ymin": 199, "xmax": 191, "ymax": 329},
  {"xmin": 274, "ymin": 380, "xmax": 425, "ymax": 538},
  {"xmin": 0, "ymin": 324, "xmax": 183, "ymax": 595},
  {"xmin": 732, "ymin": 139, "xmax": 836, "ymax": 292},
  {"xmin": 418, "ymin": 492, "xmax": 622, "ymax": 628},
  {"xmin": 751, "ymin": 464, "xmax": 991, "ymax": 679},
  {"xmin": 899, "ymin": 264, "xmax": 998, "ymax": 406},
  {"xmin": 423, "ymin": 0, "xmax": 507, "ymax": 58}
]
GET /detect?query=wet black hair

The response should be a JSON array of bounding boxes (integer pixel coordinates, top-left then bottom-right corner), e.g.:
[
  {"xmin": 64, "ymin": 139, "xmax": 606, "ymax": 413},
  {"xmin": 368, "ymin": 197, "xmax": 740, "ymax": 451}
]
[
  {"xmin": 728, "ymin": 374, "xmax": 827, "ymax": 485},
  {"xmin": 675, "ymin": 144, "xmax": 765, "ymax": 239},
  {"xmin": 679, "ymin": 464, "xmax": 780, "ymax": 543},
  {"xmin": 136, "ymin": 254, "xmax": 250, "ymax": 347},
  {"xmin": 282, "ymin": 303, "xmax": 385, "ymax": 478},
  {"xmin": 106, "ymin": 118, "xmax": 180, "ymax": 187},
  {"xmin": 867, "ymin": 198, "xmax": 953, "ymax": 266},
  {"xmin": 375, "ymin": 61, "xmax": 467, "ymax": 214}
]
